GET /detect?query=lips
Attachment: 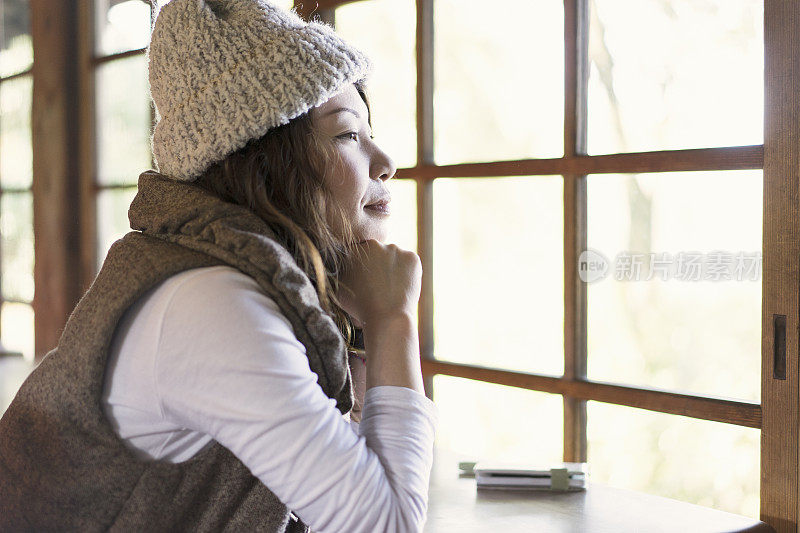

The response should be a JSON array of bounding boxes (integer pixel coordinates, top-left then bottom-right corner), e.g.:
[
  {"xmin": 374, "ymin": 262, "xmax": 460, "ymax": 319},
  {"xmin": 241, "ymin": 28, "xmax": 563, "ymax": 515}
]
[{"xmin": 364, "ymin": 197, "xmax": 391, "ymax": 215}]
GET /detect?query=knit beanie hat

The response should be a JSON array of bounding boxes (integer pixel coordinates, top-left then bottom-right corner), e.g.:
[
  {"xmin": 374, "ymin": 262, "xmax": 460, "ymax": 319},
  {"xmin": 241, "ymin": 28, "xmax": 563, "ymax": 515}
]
[{"xmin": 147, "ymin": 0, "xmax": 372, "ymax": 181}]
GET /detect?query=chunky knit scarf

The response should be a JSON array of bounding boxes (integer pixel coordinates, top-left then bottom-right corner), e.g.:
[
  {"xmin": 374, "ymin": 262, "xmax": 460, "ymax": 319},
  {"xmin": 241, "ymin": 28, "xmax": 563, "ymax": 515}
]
[{"xmin": 0, "ymin": 170, "xmax": 353, "ymax": 531}]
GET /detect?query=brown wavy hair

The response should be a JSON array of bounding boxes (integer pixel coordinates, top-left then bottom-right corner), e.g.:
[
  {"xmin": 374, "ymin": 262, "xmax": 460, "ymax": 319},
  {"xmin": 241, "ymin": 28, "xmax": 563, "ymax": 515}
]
[{"xmin": 191, "ymin": 81, "xmax": 372, "ymax": 350}]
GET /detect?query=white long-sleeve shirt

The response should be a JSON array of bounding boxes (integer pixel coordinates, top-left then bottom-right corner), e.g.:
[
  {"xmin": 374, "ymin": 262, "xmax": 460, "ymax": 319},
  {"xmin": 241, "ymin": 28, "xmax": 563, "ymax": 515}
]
[{"xmin": 101, "ymin": 265, "xmax": 438, "ymax": 532}]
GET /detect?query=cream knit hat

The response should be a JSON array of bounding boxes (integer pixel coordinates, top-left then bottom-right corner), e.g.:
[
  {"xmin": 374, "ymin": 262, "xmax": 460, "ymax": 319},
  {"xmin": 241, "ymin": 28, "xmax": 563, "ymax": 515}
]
[{"xmin": 147, "ymin": 0, "xmax": 372, "ymax": 181}]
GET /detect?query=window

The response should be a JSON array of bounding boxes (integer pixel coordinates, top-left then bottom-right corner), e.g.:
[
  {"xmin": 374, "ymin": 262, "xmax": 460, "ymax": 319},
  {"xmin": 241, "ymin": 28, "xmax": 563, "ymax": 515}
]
[
  {"xmin": 0, "ymin": 0, "xmax": 34, "ymax": 413},
  {"xmin": 92, "ymin": 0, "xmax": 154, "ymax": 268},
  {"xmin": 330, "ymin": 0, "xmax": 774, "ymax": 523},
  {"xmin": 17, "ymin": 0, "xmax": 800, "ymax": 529}
]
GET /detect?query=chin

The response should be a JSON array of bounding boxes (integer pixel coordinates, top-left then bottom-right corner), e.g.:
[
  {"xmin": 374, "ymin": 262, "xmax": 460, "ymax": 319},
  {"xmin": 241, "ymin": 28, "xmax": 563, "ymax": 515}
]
[
  {"xmin": 356, "ymin": 228, "xmax": 388, "ymax": 244},
  {"xmin": 352, "ymin": 217, "xmax": 388, "ymax": 242}
]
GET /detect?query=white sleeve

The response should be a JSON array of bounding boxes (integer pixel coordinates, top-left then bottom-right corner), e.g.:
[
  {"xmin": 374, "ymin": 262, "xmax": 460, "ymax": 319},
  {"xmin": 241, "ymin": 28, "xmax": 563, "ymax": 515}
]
[{"xmin": 153, "ymin": 268, "xmax": 439, "ymax": 533}]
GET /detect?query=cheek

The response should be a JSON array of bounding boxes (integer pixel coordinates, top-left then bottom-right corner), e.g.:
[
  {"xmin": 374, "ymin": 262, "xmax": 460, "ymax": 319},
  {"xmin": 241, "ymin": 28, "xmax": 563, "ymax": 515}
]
[{"xmin": 329, "ymin": 154, "xmax": 366, "ymax": 210}]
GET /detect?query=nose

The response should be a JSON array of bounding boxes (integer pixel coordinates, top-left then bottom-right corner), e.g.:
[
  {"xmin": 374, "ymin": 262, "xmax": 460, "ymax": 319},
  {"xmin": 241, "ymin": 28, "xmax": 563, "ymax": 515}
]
[{"xmin": 371, "ymin": 142, "xmax": 396, "ymax": 182}]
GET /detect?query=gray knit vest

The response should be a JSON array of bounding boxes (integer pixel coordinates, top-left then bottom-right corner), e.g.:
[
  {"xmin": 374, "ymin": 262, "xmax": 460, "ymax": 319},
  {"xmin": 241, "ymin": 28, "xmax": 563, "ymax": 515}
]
[{"xmin": 0, "ymin": 170, "xmax": 354, "ymax": 531}]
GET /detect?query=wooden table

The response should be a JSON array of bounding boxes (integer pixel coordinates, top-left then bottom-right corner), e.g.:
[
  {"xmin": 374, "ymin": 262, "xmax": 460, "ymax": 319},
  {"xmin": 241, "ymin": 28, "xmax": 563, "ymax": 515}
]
[{"xmin": 425, "ymin": 447, "xmax": 775, "ymax": 532}]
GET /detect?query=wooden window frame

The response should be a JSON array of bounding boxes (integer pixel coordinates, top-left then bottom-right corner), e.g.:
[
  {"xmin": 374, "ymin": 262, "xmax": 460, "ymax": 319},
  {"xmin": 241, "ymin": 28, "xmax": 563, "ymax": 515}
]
[
  {"xmin": 79, "ymin": 1, "xmax": 154, "ymax": 291},
  {"xmin": 299, "ymin": 0, "xmax": 797, "ymax": 529},
  {"xmin": 26, "ymin": 0, "xmax": 799, "ymax": 530}
]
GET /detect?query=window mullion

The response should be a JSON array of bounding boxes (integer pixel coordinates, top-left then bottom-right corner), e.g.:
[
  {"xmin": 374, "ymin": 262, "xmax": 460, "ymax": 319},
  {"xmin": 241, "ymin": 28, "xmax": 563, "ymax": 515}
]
[
  {"xmin": 415, "ymin": 0, "xmax": 435, "ymax": 401},
  {"xmin": 563, "ymin": 0, "xmax": 589, "ymax": 464}
]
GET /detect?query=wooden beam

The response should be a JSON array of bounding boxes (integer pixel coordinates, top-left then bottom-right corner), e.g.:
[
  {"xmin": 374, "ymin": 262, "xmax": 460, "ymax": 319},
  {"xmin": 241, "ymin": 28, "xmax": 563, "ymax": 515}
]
[
  {"xmin": 564, "ymin": 0, "xmax": 588, "ymax": 158},
  {"xmin": 563, "ymin": 0, "xmax": 589, "ymax": 465},
  {"xmin": 92, "ymin": 47, "xmax": 146, "ymax": 66},
  {"xmin": 415, "ymin": 0, "xmax": 435, "ymax": 402},
  {"xmin": 761, "ymin": 1, "xmax": 800, "ymax": 530},
  {"xmin": 78, "ymin": 0, "xmax": 98, "ymax": 292},
  {"xmin": 31, "ymin": 0, "xmax": 85, "ymax": 361},
  {"xmin": 393, "ymin": 145, "xmax": 764, "ymax": 181},
  {"xmin": 0, "ymin": 67, "xmax": 33, "ymax": 83},
  {"xmin": 421, "ymin": 359, "xmax": 762, "ymax": 429}
]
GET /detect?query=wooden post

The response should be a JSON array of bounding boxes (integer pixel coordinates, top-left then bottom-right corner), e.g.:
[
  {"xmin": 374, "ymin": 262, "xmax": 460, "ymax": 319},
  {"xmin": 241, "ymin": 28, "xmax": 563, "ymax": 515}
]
[
  {"xmin": 78, "ymin": 0, "xmax": 97, "ymax": 291},
  {"xmin": 761, "ymin": 1, "xmax": 800, "ymax": 530},
  {"xmin": 30, "ymin": 0, "xmax": 85, "ymax": 360},
  {"xmin": 415, "ymin": 0, "xmax": 435, "ymax": 401},
  {"xmin": 563, "ymin": 0, "xmax": 589, "ymax": 463}
]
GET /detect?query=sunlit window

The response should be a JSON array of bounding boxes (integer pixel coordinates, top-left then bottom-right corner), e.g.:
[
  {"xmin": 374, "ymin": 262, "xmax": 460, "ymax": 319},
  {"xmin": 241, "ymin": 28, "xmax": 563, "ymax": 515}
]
[
  {"xmin": 587, "ymin": 170, "xmax": 762, "ymax": 401},
  {"xmin": 0, "ymin": 0, "xmax": 35, "ymax": 414},
  {"xmin": 434, "ymin": 0, "xmax": 565, "ymax": 164},
  {"xmin": 587, "ymin": 0, "xmax": 763, "ymax": 154},
  {"xmin": 94, "ymin": 0, "xmax": 153, "ymax": 270},
  {"xmin": 337, "ymin": 0, "xmax": 764, "ymax": 519},
  {"xmin": 8, "ymin": 0, "xmax": 771, "ymax": 520}
]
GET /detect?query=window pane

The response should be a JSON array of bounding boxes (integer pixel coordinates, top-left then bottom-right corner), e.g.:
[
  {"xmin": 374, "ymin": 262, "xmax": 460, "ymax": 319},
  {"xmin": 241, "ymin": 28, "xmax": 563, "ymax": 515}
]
[
  {"xmin": 433, "ymin": 177, "xmax": 563, "ymax": 375},
  {"xmin": 96, "ymin": 54, "xmax": 152, "ymax": 186},
  {"xmin": 0, "ymin": 302, "xmax": 34, "ymax": 415},
  {"xmin": 433, "ymin": 375, "xmax": 563, "ymax": 464},
  {"xmin": 1, "ymin": 301, "xmax": 33, "ymax": 360},
  {"xmin": 588, "ymin": 402, "xmax": 759, "ymax": 518},
  {"xmin": 0, "ymin": 74, "xmax": 32, "ymax": 188},
  {"xmin": 0, "ymin": 0, "xmax": 32, "ymax": 78},
  {"xmin": 1, "ymin": 191, "xmax": 33, "ymax": 302},
  {"xmin": 95, "ymin": 0, "xmax": 152, "ymax": 56},
  {"xmin": 383, "ymin": 178, "xmax": 416, "ymax": 252},
  {"xmin": 97, "ymin": 188, "xmax": 137, "ymax": 270},
  {"xmin": 0, "ymin": 353, "xmax": 32, "ymax": 415},
  {"xmin": 586, "ymin": 170, "xmax": 761, "ymax": 402},
  {"xmin": 335, "ymin": 0, "xmax": 417, "ymax": 169},
  {"xmin": 434, "ymin": 0, "xmax": 564, "ymax": 165},
  {"xmin": 587, "ymin": 0, "xmax": 763, "ymax": 154}
]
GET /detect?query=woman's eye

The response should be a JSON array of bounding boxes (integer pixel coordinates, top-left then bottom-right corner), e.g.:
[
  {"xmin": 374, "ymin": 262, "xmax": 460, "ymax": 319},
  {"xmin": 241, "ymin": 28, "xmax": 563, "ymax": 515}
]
[{"xmin": 340, "ymin": 132, "xmax": 359, "ymax": 142}]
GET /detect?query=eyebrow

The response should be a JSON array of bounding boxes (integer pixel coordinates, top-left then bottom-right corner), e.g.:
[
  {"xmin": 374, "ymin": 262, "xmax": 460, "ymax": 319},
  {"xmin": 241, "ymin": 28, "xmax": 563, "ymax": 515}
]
[{"xmin": 320, "ymin": 107, "xmax": 362, "ymax": 120}]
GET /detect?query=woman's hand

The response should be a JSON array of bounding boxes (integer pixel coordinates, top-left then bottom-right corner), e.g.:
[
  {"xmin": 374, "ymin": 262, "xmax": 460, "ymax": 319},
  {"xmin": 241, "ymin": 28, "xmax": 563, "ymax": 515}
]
[
  {"xmin": 335, "ymin": 240, "xmax": 422, "ymax": 328},
  {"xmin": 337, "ymin": 239, "xmax": 424, "ymax": 395}
]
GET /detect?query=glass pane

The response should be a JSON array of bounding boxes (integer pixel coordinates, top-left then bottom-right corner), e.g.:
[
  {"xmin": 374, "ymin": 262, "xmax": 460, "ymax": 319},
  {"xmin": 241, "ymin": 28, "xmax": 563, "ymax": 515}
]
[
  {"xmin": 0, "ymin": 74, "xmax": 32, "ymax": 188},
  {"xmin": 0, "ymin": 0, "xmax": 32, "ymax": 78},
  {"xmin": 97, "ymin": 187, "xmax": 137, "ymax": 270},
  {"xmin": 96, "ymin": 54, "xmax": 152, "ymax": 186},
  {"xmin": 0, "ymin": 353, "xmax": 33, "ymax": 415},
  {"xmin": 434, "ymin": 0, "xmax": 564, "ymax": 165},
  {"xmin": 586, "ymin": 170, "xmax": 762, "ymax": 402},
  {"xmin": 1, "ymin": 191, "xmax": 33, "ymax": 302},
  {"xmin": 587, "ymin": 0, "xmax": 763, "ymax": 154},
  {"xmin": 433, "ymin": 177, "xmax": 563, "ymax": 375},
  {"xmin": 335, "ymin": 0, "xmax": 417, "ymax": 169},
  {"xmin": 1, "ymin": 301, "xmax": 34, "ymax": 360},
  {"xmin": 0, "ymin": 303, "xmax": 35, "ymax": 415},
  {"xmin": 383, "ymin": 178, "xmax": 416, "ymax": 252},
  {"xmin": 433, "ymin": 375, "xmax": 563, "ymax": 464},
  {"xmin": 588, "ymin": 402, "xmax": 759, "ymax": 518},
  {"xmin": 95, "ymin": 0, "xmax": 152, "ymax": 56}
]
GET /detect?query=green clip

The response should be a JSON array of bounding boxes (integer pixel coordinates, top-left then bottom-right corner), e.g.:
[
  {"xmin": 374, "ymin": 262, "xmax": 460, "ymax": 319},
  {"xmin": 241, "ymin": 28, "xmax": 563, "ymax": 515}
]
[
  {"xmin": 550, "ymin": 467, "xmax": 569, "ymax": 491},
  {"xmin": 458, "ymin": 461, "xmax": 477, "ymax": 474}
]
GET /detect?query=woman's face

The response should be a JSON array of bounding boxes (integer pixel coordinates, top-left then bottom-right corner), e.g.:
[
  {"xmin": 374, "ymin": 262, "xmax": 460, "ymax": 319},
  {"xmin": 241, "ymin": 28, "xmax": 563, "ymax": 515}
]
[{"xmin": 311, "ymin": 83, "xmax": 396, "ymax": 243}]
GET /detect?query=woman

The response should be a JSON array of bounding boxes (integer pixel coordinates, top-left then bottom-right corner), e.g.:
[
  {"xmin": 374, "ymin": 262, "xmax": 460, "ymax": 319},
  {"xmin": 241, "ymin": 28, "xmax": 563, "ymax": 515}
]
[{"xmin": 0, "ymin": 1, "xmax": 438, "ymax": 531}]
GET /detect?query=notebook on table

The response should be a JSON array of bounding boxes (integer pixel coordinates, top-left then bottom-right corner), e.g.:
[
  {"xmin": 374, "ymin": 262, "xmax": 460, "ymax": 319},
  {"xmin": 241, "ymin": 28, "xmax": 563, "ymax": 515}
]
[{"xmin": 471, "ymin": 461, "xmax": 589, "ymax": 491}]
